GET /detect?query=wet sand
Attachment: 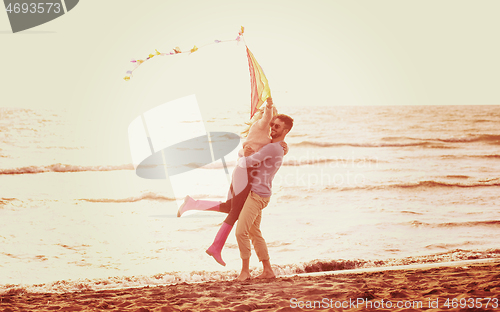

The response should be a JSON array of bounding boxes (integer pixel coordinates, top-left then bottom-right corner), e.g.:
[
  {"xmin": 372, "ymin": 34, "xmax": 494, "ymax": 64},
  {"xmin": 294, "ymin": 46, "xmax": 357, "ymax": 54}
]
[{"xmin": 1, "ymin": 259, "xmax": 499, "ymax": 311}]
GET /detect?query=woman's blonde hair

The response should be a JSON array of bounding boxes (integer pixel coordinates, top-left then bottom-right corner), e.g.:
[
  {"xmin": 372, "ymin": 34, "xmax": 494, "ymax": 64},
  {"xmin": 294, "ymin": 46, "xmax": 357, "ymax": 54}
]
[{"xmin": 240, "ymin": 106, "xmax": 277, "ymax": 137}]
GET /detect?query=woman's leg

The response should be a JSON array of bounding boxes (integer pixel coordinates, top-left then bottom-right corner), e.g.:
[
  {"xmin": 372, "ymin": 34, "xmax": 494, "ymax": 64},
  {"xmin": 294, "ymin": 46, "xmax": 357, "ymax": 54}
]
[
  {"xmin": 177, "ymin": 196, "xmax": 221, "ymax": 217},
  {"xmin": 206, "ymin": 167, "xmax": 253, "ymax": 266},
  {"xmin": 223, "ymin": 167, "xmax": 253, "ymax": 226},
  {"xmin": 178, "ymin": 167, "xmax": 250, "ymax": 217},
  {"xmin": 217, "ymin": 183, "xmax": 234, "ymax": 214}
]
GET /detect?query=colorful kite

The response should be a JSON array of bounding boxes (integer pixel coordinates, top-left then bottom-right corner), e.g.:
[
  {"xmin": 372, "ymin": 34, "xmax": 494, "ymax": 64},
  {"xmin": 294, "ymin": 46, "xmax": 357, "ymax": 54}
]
[
  {"xmin": 246, "ymin": 47, "xmax": 271, "ymax": 118},
  {"xmin": 123, "ymin": 26, "xmax": 271, "ymax": 118}
]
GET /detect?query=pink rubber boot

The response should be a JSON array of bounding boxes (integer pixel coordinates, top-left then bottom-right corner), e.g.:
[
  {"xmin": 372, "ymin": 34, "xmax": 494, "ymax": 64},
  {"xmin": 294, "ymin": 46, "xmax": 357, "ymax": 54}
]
[
  {"xmin": 177, "ymin": 195, "xmax": 220, "ymax": 217},
  {"xmin": 206, "ymin": 222, "xmax": 233, "ymax": 266}
]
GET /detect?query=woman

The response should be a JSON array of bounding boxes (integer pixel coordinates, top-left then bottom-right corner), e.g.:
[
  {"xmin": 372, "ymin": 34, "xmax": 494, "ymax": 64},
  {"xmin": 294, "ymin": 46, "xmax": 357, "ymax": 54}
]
[{"xmin": 177, "ymin": 97, "xmax": 288, "ymax": 266}]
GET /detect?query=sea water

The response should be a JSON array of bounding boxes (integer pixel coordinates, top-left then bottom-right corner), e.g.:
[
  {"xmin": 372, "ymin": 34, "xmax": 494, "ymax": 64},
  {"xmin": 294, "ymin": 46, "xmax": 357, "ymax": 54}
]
[{"xmin": 1, "ymin": 105, "xmax": 499, "ymax": 293}]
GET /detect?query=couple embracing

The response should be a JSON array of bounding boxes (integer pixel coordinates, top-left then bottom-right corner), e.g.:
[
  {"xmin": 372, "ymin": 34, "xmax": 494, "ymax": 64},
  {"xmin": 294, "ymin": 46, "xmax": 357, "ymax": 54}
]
[{"xmin": 178, "ymin": 97, "xmax": 293, "ymax": 281}]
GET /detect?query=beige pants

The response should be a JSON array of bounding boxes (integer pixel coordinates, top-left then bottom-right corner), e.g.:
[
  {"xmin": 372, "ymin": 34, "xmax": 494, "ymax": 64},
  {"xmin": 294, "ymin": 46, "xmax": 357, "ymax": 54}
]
[{"xmin": 235, "ymin": 191, "xmax": 271, "ymax": 261}]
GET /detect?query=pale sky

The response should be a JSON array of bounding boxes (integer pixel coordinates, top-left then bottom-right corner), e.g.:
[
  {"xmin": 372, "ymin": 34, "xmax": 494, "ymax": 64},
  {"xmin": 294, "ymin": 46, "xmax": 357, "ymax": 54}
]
[{"xmin": 1, "ymin": 0, "xmax": 499, "ymax": 163}]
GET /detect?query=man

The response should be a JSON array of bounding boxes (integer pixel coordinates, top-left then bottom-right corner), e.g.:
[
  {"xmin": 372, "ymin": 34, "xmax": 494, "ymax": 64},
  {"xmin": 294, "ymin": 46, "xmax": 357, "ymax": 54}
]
[{"xmin": 234, "ymin": 113, "xmax": 294, "ymax": 281}]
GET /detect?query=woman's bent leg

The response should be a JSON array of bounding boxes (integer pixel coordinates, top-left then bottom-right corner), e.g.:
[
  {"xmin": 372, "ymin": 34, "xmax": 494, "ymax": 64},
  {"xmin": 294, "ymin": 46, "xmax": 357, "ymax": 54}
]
[{"xmin": 177, "ymin": 196, "xmax": 221, "ymax": 217}]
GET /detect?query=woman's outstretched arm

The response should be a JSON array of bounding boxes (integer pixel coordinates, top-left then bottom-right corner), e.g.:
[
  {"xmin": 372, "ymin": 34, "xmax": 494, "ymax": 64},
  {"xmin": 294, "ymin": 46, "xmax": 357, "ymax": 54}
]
[{"xmin": 257, "ymin": 97, "xmax": 274, "ymax": 128}]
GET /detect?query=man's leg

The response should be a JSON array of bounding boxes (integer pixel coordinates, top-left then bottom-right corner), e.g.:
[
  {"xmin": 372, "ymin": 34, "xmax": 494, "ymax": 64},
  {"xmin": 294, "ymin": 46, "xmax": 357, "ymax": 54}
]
[
  {"xmin": 238, "ymin": 258, "xmax": 251, "ymax": 282},
  {"xmin": 235, "ymin": 192, "xmax": 273, "ymax": 281},
  {"xmin": 247, "ymin": 197, "xmax": 275, "ymax": 279},
  {"xmin": 235, "ymin": 192, "xmax": 264, "ymax": 281},
  {"xmin": 258, "ymin": 259, "xmax": 275, "ymax": 279}
]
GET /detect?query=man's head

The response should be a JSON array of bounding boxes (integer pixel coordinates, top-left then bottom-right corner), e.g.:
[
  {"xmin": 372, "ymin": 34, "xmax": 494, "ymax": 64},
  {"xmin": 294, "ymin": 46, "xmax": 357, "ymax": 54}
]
[{"xmin": 270, "ymin": 114, "xmax": 294, "ymax": 141}]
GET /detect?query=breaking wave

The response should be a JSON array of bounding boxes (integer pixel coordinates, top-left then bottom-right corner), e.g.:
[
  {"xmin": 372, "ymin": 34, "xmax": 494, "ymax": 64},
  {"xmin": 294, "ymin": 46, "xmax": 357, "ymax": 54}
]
[
  {"xmin": 0, "ymin": 164, "xmax": 134, "ymax": 175},
  {"xmin": 390, "ymin": 180, "xmax": 500, "ymax": 189},
  {"xmin": 326, "ymin": 179, "xmax": 500, "ymax": 191},
  {"xmin": 434, "ymin": 134, "xmax": 500, "ymax": 144},
  {"xmin": 440, "ymin": 154, "xmax": 500, "ymax": 160},
  {"xmin": 408, "ymin": 220, "xmax": 500, "ymax": 228},
  {"xmin": 78, "ymin": 193, "xmax": 226, "ymax": 203},
  {"xmin": 292, "ymin": 141, "xmax": 432, "ymax": 148},
  {"xmin": 79, "ymin": 192, "xmax": 175, "ymax": 203},
  {"xmin": 292, "ymin": 134, "xmax": 500, "ymax": 149}
]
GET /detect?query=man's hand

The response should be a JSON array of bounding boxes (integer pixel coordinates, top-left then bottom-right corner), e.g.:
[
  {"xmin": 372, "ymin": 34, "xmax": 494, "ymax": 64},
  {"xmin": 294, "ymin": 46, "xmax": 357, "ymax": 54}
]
[
  {"xmin": 280, "ymin": 141, "xmax": 289, "ymax": 155},
  {"xmin": 243, "ymin": 145, "xmax": 255, "ymax": 157}
]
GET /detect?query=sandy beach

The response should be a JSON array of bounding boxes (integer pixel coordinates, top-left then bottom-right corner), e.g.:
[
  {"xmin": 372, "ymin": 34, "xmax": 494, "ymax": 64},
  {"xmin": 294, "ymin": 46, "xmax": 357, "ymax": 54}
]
[{"xmin": 2, "ymin": 259, "xmax": 499, "ymax": 312}]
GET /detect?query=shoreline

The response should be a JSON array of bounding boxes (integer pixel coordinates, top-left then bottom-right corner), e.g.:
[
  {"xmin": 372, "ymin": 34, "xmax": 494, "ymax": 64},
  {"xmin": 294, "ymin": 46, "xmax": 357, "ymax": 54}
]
[
  {"xmin": 285, "ymin": 257, "xmax": 500, "ymax": 278},
  {"xmin": 2, "ymin": 258, "xmax": 499, "ymax": 311}
]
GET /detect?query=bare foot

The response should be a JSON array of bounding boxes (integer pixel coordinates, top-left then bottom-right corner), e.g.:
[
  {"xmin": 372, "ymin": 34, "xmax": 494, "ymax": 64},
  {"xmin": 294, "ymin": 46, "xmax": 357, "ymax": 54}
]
[
  {"xmin": 256, "ymin": 271, "xmax": 276, "ymax": 279},
  {"xmin": 236, "ymin": 270, "xmax": 252, "ymax": 281}
]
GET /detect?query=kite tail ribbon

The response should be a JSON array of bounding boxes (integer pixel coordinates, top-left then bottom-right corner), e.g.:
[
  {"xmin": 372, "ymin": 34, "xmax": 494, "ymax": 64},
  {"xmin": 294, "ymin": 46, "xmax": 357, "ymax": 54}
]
[{"xmin": 246, "ymin": 47, "xmax": 271, "ymax": 118}]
